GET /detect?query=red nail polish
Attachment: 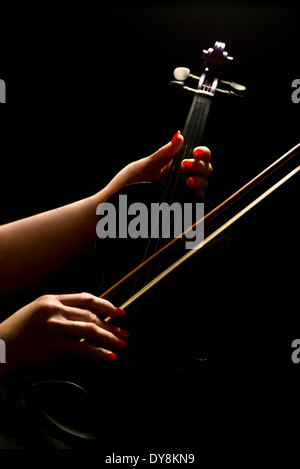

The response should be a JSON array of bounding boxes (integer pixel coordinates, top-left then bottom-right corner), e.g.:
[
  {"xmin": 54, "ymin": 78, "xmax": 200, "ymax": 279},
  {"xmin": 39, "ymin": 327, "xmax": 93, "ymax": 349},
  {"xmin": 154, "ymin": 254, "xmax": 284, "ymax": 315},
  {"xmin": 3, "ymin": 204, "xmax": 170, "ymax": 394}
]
[
  {"xmin": 187, "ymin": 177, "xmax": 197, "ymax": 187},
  {"xmin": 118, "ymin": 328, "xmax": 131, "ymax": 339},
  {"xmin": 171, "ymin": 130, "xmax": 181, "ymax": 143},
  {"xmin": 194, "ymin": 148, "xmax": 204, "ymax": 158},
  {"xmin": 181, "ymin": 160, "xmax": 193, "ymax": 170},
  {"xmin": 115, "ymin": 307, "xmax": 126, "ymax": 316},
  {"xmin": 107, "ymin": 352, "xmax": 117, "ymax": 360},
  {"xmin": 117, "ymin": 339, "xmax": 127, "ymax": 348}
]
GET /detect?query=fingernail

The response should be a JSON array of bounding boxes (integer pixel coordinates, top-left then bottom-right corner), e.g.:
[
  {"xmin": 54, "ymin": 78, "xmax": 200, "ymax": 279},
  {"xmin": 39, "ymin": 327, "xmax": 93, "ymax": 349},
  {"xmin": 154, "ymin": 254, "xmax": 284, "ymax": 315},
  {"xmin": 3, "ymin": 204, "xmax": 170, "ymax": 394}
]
[
  {"xmin": 107, "ymin": 352, "xmax": 117, "ymax": 360},
  {"xmin": 194, "ymin": 148, "xmax": 204, "ymax": 158},
  {"xmin": 181, "ymin": 160, "xmax": 193, "ymax": 170},
  {"xmin": 117, "ymin": 339, "xmax": 127, "ymax": 348},
  {"xmin": 118, "ymin": 328, "xmax": 131, "ymax": 339},
  {"xmin": 187, "ymin": 177, "xmax": 197, "ymax": 187},
  {"xmin": 171, "ymin": 130, "xmax": 181, "ymax": 143},
  {"xmin": 115, "ymin": 307, "xmax": 126, "ymax": 316}
]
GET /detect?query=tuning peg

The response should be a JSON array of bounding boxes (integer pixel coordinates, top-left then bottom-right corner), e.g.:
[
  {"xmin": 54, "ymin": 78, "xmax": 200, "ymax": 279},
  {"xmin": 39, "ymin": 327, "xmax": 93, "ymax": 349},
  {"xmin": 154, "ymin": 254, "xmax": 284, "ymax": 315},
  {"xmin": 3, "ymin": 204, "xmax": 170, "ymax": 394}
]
[
  {"xmin": 220, "ymin": 80, "xmax": 246, "ymax": 92},
  {"xmin": 173, "ymin": 67, "xmax": 200, "ymax": 82},
  {"xmin": 215, "ymin": 88, "xmax": 244, "ymax": 98},
  {"xmin": 169, "ymin": 79, "xmax": 245, "ymax": 98},
  {"xmin": 168, "ymin": 80, "xmax": 186, "ymax": 95},
  {"xmin": 169, "ymin": 80, "xmax": 198, "ymax": 96}
]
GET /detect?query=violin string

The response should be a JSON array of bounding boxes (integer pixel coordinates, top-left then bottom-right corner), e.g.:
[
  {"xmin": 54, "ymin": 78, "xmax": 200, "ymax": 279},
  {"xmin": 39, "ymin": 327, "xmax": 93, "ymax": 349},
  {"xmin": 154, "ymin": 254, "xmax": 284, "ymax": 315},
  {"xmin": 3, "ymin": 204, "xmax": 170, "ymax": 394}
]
[
  {"xmin": 130, "ymin": 94, "xmax": 210, "ymax": 326},
  {"xmin": 144, "ymin": 93, "xmax": 209, "ymax": 263},
  {"xmin": 137, "ymin": 97, "xmax": 198, "ymax": 262},
  {"xmin": 166, "ymin": 94, "xmax": 210, "ymax": 204},
  {"xmin": 147, "ymin": 94, "xmax": 211, "ymax": 294},
  {"xmin": 149, "ymin": 94, "xmax": 207, "ymax": 244},
  {"xmin": 125, "ymin": 93, "xmax": 209, "ymax": 328}
]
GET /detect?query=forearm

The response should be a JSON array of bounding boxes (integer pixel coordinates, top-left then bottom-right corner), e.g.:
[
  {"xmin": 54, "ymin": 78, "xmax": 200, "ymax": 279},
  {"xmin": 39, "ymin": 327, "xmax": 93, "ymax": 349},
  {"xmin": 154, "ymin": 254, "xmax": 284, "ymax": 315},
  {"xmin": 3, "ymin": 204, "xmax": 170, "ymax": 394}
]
[
  {"xmin": 0, "ymin": 156, "xmax": 145, "ymax": 300},
  {"xmin": 0, "ymin": 186, "xmax": 115, "ymax": 299},
  {"xmin": 0, "ymin": 134, "xmax": 197, "ymax": 300}
]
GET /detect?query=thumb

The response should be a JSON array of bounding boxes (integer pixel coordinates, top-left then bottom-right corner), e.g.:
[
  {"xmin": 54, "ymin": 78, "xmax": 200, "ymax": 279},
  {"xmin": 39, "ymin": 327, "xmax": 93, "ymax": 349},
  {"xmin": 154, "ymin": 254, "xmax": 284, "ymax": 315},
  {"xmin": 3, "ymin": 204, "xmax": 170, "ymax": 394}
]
[{"xmin": 149, "ymin": 131, "xmax": 184, "ymax": 167}]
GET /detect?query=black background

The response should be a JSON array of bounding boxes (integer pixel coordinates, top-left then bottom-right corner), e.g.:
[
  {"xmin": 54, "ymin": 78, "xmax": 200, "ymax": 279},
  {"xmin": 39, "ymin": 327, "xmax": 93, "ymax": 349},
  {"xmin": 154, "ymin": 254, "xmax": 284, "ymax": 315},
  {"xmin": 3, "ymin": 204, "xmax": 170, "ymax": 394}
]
[{"xmin": 0, "ymin": 0, "xmax": 299, "ymax": 448}]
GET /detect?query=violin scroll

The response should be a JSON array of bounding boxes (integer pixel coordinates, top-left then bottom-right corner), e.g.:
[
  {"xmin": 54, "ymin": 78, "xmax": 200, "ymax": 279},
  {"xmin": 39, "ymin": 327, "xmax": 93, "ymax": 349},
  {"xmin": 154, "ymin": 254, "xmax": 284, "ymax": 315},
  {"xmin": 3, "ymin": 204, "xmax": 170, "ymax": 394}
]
[
  {"xmin": 202, "ymin": 41, "xmax": 233, "ymax": 72},
  {"xmin": 170, "ymin": 40, "xmax": 246, "ymax": 98}
]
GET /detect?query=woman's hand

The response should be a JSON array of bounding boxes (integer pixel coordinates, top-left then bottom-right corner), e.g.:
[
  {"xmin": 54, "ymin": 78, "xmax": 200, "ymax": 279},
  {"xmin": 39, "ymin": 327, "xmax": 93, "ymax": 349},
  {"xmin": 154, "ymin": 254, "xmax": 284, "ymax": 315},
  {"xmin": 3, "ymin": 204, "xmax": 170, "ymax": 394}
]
[
  {"xmin": 180, "ymin": 143, "xmax": 213, "ymax": 199},
  {"xmin": 107, "ymin": 131, "xmax": 213, "ymax": 199},
  {"xmin": 0, "ymin": 131, "xmax": 212, "ymax": 378},
  {"xmin": 0, "ymin": 293, "xmax": 128, "ymax": 376}
]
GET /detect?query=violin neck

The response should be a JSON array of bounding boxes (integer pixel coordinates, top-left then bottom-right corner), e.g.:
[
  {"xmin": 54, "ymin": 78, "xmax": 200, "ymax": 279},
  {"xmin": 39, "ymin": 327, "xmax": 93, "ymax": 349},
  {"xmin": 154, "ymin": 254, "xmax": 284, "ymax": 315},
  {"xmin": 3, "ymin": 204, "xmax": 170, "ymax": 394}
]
[
  {"xmin": 165, "ymin": 93, "xmax": 212, "ymax": 203},
  {"xmin": 182, "ymin": 93, "xmax": 212, "ymax": 154}
]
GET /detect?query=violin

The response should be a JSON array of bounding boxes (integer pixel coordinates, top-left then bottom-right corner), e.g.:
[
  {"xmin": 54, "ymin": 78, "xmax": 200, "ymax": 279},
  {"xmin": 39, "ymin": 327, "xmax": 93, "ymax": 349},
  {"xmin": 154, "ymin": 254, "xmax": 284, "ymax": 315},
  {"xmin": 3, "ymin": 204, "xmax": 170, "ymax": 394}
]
[{"xmin": 28, "ymin": 41, "xmax": 300, "ymax": 447}]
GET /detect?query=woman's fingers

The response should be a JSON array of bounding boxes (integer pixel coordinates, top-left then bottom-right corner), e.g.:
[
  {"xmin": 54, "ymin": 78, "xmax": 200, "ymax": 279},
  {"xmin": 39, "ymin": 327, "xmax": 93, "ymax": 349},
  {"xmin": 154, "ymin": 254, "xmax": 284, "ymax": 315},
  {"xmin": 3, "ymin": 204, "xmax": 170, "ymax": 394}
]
[
  {"xmin": 181, "ymin": 146, "xmax": 212, "ymax": 198},
  {"xmin": 58, "ymin": 292, "xmax": 126, "ymax": 319},
  {"xmin": 193, "ymin": 146, "xmax": 211, "ymax": 162},
  {"xmin": 186, "ymin": 175, "xmax": 209, "ymax": 190},
  {"xmin": 63, "ymin": 320, "xmax": 128, "ymax": 349},
  {"xmin": 137, "ymin": 130, "xmax": 184, "ymax": 183},
  {"xmin": 186, "ymin": 176, "xmax": 208, "ymax": 199},
  {"xmin": 65, "ymin": 340, "xmax": 117, "ymax": 361},
  {"xmin": 43, "ymin": 293, "xmax": 130, "ymax": 360},
  {"xmin": 150, "ymin": 130, "xmax": 184, "ymax": 167},
  {"xmin": 181, "ymin": 146, "xmax": 212, "ymax": 175},
  {"xmin": 181, "ymin": 159, "xmax": 213, "ymax": 177},
  {"xmin": 61, "ymin": 305, "xmax": 130, "ymax": 341}
]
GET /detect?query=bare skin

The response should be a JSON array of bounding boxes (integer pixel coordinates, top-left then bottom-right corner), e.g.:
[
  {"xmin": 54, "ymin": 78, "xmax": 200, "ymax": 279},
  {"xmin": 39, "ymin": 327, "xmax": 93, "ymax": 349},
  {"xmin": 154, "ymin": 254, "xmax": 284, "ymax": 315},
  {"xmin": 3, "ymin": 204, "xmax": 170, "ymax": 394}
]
[{"xmin": 0, "ymin": 133, "xmax": 212, "ymax": 377}]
